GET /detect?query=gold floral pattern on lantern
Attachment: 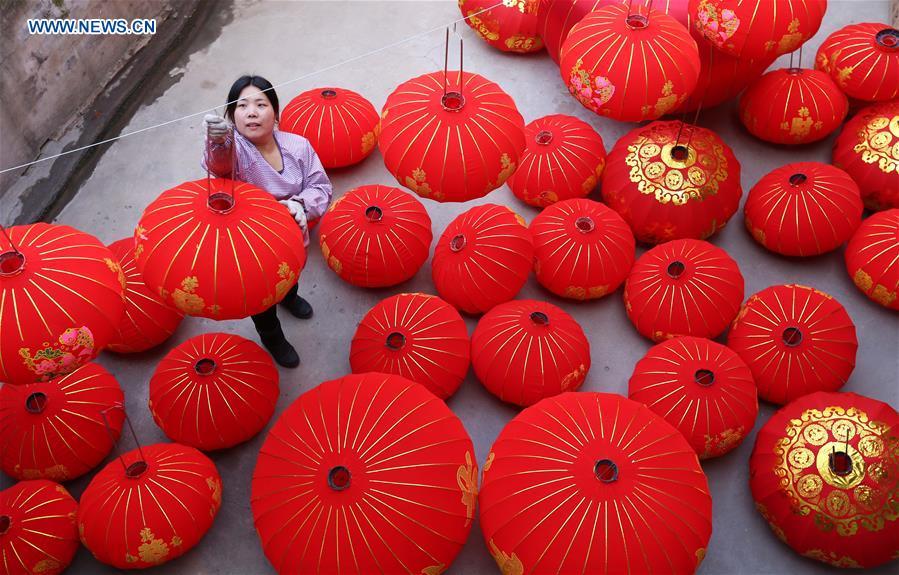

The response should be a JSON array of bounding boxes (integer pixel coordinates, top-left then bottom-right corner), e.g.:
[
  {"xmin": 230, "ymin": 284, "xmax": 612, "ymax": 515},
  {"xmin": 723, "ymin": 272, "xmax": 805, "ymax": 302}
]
[
  {"xmin": 320, "ymin": 239, "xmax": 343, "ymax": 275},
  {"xmin": 172, "ymin": 276, "xmax": 205, "ymax": 315},
  {"xmin": 405, "ymin": 168, "xmax": 440, "ymax": 200},
  {"xmin": 703, "ymin": 427, "xmax": 746, "ymax": 459},
  {"xmin": 694, "ymin": 0, "xmax": 740, "ymax": 49},
  {"xmin": 802, "ymin": 549, "xmax": 862, "ymax": 568},
  {"xmin": 852, "ymin": 114, "xmax": 899, "ymax": 175},
  {"xmin": 134, "ymin": 527, "xmax": 170, "ymax": 564},
  {"xmin": 505, "ymin": 35, "xmax": 542, "ymax": 52},
  {"xmin": 32, "ymin": 559, "xmax": 62, "ymax": 573},
  {"xmin": 780, "ymin": 107, "xmax": 824, "ymax": 140},
  {"xmin": 560, "ymin": 364, "xmax": 587, "ymax": 392},
  {"xmin": 641, "ymin": 80, "xmax": 680, "ymax": 118},
  {"xmin": 489, "ymin": 538, "xmax": 524, "ymax": 575},
  {"xmin": 852, "ymin": 269, "xmax": 898, "ymax": 307},
  {"xmin": 360, "ymin": 122, "xmax": 381, "ymax": 156},
  {"xmin": 456, "ymin": 451, "xmax": 478, "ymax": 526},
  {"xmin": 568, "ymin": 59, "xmax": 616, "ymax": 114},
  {"xmin": 19, "ymin": 325, "xmax": 96, "ymax": 381},
  {"xmin": 422, "ymin": 564, "xmax": 447, "ymax": 575},
  {"xmin": 261, "ymin": 262, "xmax": 297, "ymax": 308},
  {"xmin": 564, "ymin": 284, "xmax": 608, "ymax": 300},
  {"xmin": 766, "ymin": 18, "xmax": 803, "ymax": 54}
]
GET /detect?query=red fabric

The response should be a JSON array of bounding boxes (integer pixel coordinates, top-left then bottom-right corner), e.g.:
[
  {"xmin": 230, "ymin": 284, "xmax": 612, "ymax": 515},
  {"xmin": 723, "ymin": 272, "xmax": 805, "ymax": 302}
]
[
  {"xmin": 471, "ymin": 299, "xmax": 590, "ymax": 406},
  {"xmin": 479, "ymin": 392, "xmax": 712, "ymax": 575},
  {"xmin": 149, "ymin": 333, "xmax": 279, "ymax": 451},
  {"xmin": 432, "ymin": 204, "xmax": 534, "ymax": 314},
  {"xmin": 530, "ymin": 198, "xmax": 634, "ymax": 300},
  {"xmin": 1, "ymin": 363, "xmax": 124, "ymax": 481},
  {"xmin": 728, "ymin": 284, "xmax": 858, "ymax": 405},
  {"xmin": 251, "ymin": 373, "xmax": 476, "ymax": 575},
  {"xmin": 677, "ymin": 39, "xmax": 773, "ymax": 112},
  {"xmin": 0, "ymin": 480, "xmax": 79, "ymax": 575},
  {"xmin": 0, "ymin": 223, "xmax": 125, "ymax": 385},
  {"xmin": 134, "ymin": 178, "xmax": 306, "ymax": 320},
  {"xmin": 624, "ymin": 239, "xmax": 744, "ymax": 342},
  {"xmin": 629, "ymin": 336, "xmax": 758, "ymax": 459},
  {"xmin": 845, "ymin": 209, "xmax": 899, "ymax": 310},
  {"xmin": 815, "ymin": 22, "xmax": 899, "ymax": 102},
  {"xmin": 319, "ymin": 185, "xmax": 432, "ymax": 287},
  {"xmin": 750, "ymin": 391, "xmax": 899, "ymax": 568},
  {"xmin": 739, "ymin": 68, "xmax": 848, "ymax": 145},
  {"xmin": 832, "ymin": 100, "xmax": 899, "ymax": 211},
  {"xmin": 350, "ymin": 293, "xmax": 470, "ymax": 399},
  {"xmin": 105, "ymin": 238, "xmax": 183, "ymax": 353},
  {"xmin": 560, "ymin": 3, "xmax": 700, "ymax": 122},
  {"xmin": 379, "ymin": 71, "xmax": 526, "ymax": 203},
  {"xmin": 507, "ymin": 114, "xmax": 606, "ymax": 207},
  {"xmin": 280, "ymin": 87, "xmax": 380, "ymax": 169},
  {"xmin": 602, "ymin": 120, "xmax": 742, "ymax": 244},
  {"xmin": 78, "ymin": 443, "xmax": 221, "ymax": 569},
  {"xmin": 459, "ymin": 0, "xmax": 543, "ymax": 53}
]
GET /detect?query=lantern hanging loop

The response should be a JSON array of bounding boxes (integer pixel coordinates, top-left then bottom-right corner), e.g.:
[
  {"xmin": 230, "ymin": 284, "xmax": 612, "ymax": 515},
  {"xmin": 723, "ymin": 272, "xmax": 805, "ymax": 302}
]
[{"xmin": 101, "ymin": 403, "xmax": 147, "ymax": 477}]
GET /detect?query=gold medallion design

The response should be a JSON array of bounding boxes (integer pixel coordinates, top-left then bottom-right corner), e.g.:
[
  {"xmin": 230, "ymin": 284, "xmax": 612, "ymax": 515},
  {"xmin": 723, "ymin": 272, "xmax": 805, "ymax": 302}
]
[{"xmin": 853, "ymin": 113, "xmax": 899, "ymax": 175}]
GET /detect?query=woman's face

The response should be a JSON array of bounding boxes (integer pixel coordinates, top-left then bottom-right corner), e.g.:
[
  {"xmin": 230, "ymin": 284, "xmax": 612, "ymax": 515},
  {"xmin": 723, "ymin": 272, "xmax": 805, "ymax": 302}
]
[{"xmin": 234, "ymin": 85, "xmax": 276, "ymax": 144}]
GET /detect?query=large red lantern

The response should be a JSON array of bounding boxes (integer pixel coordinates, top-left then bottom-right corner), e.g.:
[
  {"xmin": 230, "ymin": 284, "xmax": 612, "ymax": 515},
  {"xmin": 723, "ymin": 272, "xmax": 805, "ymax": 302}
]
[
  {"xmin": 624, "ymin": 239, "xmax": 744, "ymax": 342},
  {"xmin": 1, "ymin": 362, "xmax": 124, "ymax": 481},
  {"xmin": 134, "ymin": 179, "xmax": 306, "ymax": 320},
  {"xmin": 149, "ymin": 333, "xmax": 279, "ymax": 451},
  {"xmin": 459, "ymin": 0, "xmax": 543, "ymax": 53},
  {"xmin": 280, "ymin": 87, "xmax": 380, "ymax": 169},
  {"xmin": 739, "ymin": 67, "xmax": 848, "ymax": 145},
  {"xmin": 78, "ymin": 442, "xmax": 222, "ymax": 569},
  {"xmin": 106, "ymin": 238, "xmax": 184, "ymax": 353},
  {"xmin": 845, "ymin": 209, "xmax": 899, "ymax": 310},
  {"xmin": 472, "ymin": 299, "xmax": 590, "ymax": 407},
  {"xmin": 252, "ymin": 373, "xmax": 476, "ymax": 574},
  {"xmin": 0, "ymin": 223, "xmax": 124, "ymax": 385},
  {"xmin": 318, "ymin": 185, "xmax": 432, "ymax": 288},
  {"xmin": 602, "ymin": 120, "xmax": 742, "ymax": 244},
  {"xmin": 350, "ymin": 293, "xmax": 470, "ymax": 400},
  {"xmin": 832, "ymin": 100, "xmax": 899, "ymax": 211},
  {"xmin": 480, "ymin": 392, "xmax": 712, "ymax": 575},
  {"xmin": 507, "ymin": 114, "xmax": 606, "ymax": 207},
  {"xmin": 744, "ymin": 162, "xmax": 863, "ymax": 256},
  {"xmin": 379, "ymin": 71, "xmax": 526, "ymax": 202},
  {"xmin": 815, "ymin": 23, "xmax": 899, "ymax": 102},
  {"xmin": 530, "ymin": 198, "xmax": 635, "ymax": 300},
  {"xmin": 728, "ymin": 284, "xmax": 858, "ymax": 405},
  {"xmin": 1, "ymin": 480, "xmax": 79, "ymax": 575},
  {"xmin": 560, "ymin": 3, "xmax": 700, "ymax": 122},
  {"xmin": 432, "ymin": 204, "xmax": 533, "ymax": 314},
  {"xmin": 629, "ymin": 336, "xmax": 758, "ymax": 458},
  {"xmin": 750, "ymin": 391, "xmax": 899, "ymax": 568},
  {"xmin": 678, "ymin": 41, "xmax": 773, "ymax": 112}
]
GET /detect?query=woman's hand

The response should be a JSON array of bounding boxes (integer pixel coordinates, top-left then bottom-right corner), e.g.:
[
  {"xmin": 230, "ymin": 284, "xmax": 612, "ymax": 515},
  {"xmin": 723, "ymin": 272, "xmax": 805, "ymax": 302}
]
[
  {"xmin": 204, "ymin": 114, "xmax": 230, "ymax": 143},
  {"xmin": 279, "ymin": 198, "xmax": 309, "ymax": 245}
]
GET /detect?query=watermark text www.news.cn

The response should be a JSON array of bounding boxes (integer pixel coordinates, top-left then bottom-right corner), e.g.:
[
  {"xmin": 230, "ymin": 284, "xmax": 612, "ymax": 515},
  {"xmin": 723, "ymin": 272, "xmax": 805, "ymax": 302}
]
[{"xmin": 27, "ymin": 18, "xmax": 156, "ymax": 35}]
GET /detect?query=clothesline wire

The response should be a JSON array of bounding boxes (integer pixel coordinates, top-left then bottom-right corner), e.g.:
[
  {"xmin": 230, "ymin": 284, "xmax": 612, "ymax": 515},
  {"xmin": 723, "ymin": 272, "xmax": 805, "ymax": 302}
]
[{"xmin": 0, "ymin": 1, "xmax": 506, "ymax": 175}]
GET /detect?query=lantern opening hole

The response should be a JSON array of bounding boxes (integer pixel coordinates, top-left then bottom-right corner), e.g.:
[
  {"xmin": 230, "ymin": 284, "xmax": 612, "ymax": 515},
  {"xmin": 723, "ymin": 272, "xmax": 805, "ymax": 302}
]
[
  {"xmin": 385, "ymin": 332, "xmax": 406, "ymax": 350},
  {"xmin": 594, "ymin": 459, "xmax": 619, "ymax": 483},
  {"xmin": 321, "ymin": 89, "xmax": 338, "ymax": 99},
  {"xmin": 25, "ymin": 392, "xmax": 48, "ymax": 414},
  {"xmin": 876, "ymin": 28, "xmax": 899, "ymax": 49},
  {"xmin": 530, "ymin": 311, "xmax": 550, "ymax": 326},
  {"xmin": 194, "ymin": 358, "xmax": 217, "ymax": 376},
  {"xmin": 535, "ymin": 130, "xmax": 554, "ymax": 146},
  {"xmin": 442, "ymin": 91, "xmax": 465, "ymax": 112},
  {"xmin": 450, "ymin": 234, "xmax": 467, "ymax": 252},
  {"xmin": 0, "ymin": 516, "xmax": 9, "ymax": 535},
  {"xmin": 328, "ymin": 466, "xmax": 351, "ymax": 491},
  {"xmin": 829, "ymin": 450, "xmax": 853, "ymax": 476},
  {"xmin": 575, "ymin": 217, "xmax": 595, "ymax": 234},
  {"xmin": 0, "ymin": 251, "xmax": 25, "ymax": 276},
  {"xmin": 789, "ymin": 173, "xmax": 808, "ymax": 186},
  {"xmin": 365, "ymin": 206, "xmax": 384, "ymax": 222},
  {"xmin": 667, "ymin": 261, "xmax": 686, "ymax": 279},
  {"xmin": 125, "ymin": 461, "xmax": 148, "ymax": 479},
  {"xmin": 670, "ymin": 145, "xmax": 689, "ymax": 161},
  {"xmin": 694, "ymin": 369, "xmax": 715, "ymax": 387},
  {"xmin": 782, "ymin": 327, "xmax": 803, "ymax": 347},
  {"xmin": 786, "ymin": 67, "xmax": 804, "ymax": 76},
  {"xmin": 625, "ymin": 14, "xmax": 649, "ymax": 30},
  {"xmin": 207, "ymin": 192, "xmax": 234, "ymax": 214}
]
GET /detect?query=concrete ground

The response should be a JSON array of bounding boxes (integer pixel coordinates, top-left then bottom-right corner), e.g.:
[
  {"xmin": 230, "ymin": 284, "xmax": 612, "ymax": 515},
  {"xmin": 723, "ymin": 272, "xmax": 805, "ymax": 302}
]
[{"xmin": 3, "ymin": 1, "xmax": 897, "ymax": 574}]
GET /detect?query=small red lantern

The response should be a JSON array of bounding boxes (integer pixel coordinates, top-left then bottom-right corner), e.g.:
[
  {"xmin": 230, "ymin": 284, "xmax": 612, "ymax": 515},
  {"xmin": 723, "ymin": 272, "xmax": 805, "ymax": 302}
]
[
  {"xmin": 472, "ymin": 299, "xmax": 590, "ymax": 407},
  {"xmin": 728, "ymin": 284, "xmax": 858, "ymax": 405},
  {"xmin": 530, "ymin": 198, "xmax": 635, "ymax": 300},
  {"xmin": 149, "ymin": 333, "xmax": 279, "ymax": 451},
  {"xmin": 845, "ymin": 209, "xmax": 899, "ymax": 310},
  {"xmin": 624, "ymin": 239, "xmax": 744, "ymax": 342},
  {"xmin": 832, "ymin": 100, "xmax": 899, "ymax": 211},
  {"xmin": 432, "ymin": 204, "xmax": 534, "ymax": 314},
  {"xmin": 459, "ymin": 0, "xmax": 543, "ymax": 53},
  {"xmin": 280, "ymin": 87, "xmax": 380, "ymax": 169},
  {"xmin": 319, "ymin": 185, "xmax": 432, "ymax": 288},
  {"xmin": 507, "ymin": 114, "xmax": 606, "ymax": 207},
  {"xmin": 1, "ymin": 480, "xmax": 79, "ymax": 575},
  {"xmin": 560, "ymin": 3, "xmax": 700, "ymax": 122},
  {"xmin": 815, "ymin": 23, "xmax": 899, "ymax": 102},
  {"xmin": 350, "ymin": 293, "xmax": 470, "ymax": 399},
  {"xmin": 602, "ymin": 120, "xmax": 742, "ymax": 244},
  {"xmin": 744, "ymin": 162, "xmax": 863, "ymax": 256}
]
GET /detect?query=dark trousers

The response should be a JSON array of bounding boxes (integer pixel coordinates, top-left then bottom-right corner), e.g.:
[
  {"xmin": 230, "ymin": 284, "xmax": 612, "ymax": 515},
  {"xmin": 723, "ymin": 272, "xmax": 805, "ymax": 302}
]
[{"xmin": 251, "ymin": 282, "xmax": 298, "ymax": 334}]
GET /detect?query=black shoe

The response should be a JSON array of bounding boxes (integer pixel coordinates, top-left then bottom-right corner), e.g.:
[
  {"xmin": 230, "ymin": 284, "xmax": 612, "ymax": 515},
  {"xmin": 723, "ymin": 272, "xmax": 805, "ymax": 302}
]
[
  {"xmin": 258, "ymin": 327, "xmax": 300, "ymax": 368},
  {"xmin": 281, "ymin": 295, "xmax": 313, "ymax": 319}
]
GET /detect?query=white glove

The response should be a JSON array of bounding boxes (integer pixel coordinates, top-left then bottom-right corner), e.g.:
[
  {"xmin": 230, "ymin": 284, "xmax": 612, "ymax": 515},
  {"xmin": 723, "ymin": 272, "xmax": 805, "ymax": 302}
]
[
  {"xmin": 204, "ymin": 114, "xmax": 230, "ymax": 143},
  {"xmin": 279, "ymin": 198, "xmax": 309, "ymax": 245}
]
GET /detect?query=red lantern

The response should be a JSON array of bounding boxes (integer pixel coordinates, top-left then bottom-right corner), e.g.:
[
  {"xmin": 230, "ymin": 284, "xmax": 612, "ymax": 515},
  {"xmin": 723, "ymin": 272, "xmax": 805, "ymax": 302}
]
[
  {"xmin": 472, "ymin": 299, "xmax": 590, "ymax": 407},
  {"xmin": 432, "ymin": 204, "xmax": 533, "ymax": 314},
  {"xmin": 624, "ymin": 239, "xmax": 744, "ymax": 341},
  {"xmin": 459, "ymin": 0, "xmax": 543, "ymax": 53},
  {"xmin": 318, "ymin": 185, "xmax": 432, "ymax": 288},
  {"xmin": 1, "ymin": 480, "xmax": 79, "ymax": 575},
  {"xmin": 530, "ymin": 198, "xmax": 635, "ymax": 300},
  {"xmin": 507, "ymin": 114, "xmax": 606, "ymax": 207},
  {"xmin": 629, "ymin": 336, "xmax": 758, "ymax": 458},
  {"xmin": 106, "ymin": 238, "xmax": 184, "ymax": 353},
  {"xmin": 379, "ymin": 71, "xmax": 526, "ymax": 202},
  {"xmin": 728, "ymin": 284, "xmax": 858, "ymax": 405},
  {"xmin": 560, "ymin": 3, "xmax": 700, "ymax": 122},
  {"xmin": 845, "ymin": 209, "xmax": 899, "ymax": 310},
  {"xmin": 134, "ymin": 179, "xmax": 306, "ymax": 320},
  {"xmin": 480, "ymin": 392, "xmax": 712, "ymax": 574},
  {"xmin": 1, "ymin": 363, "xmax": 124, "ymax": 481},
  {"xmin": 832, "ymin": 100, "xmax": 899, "ymax": 211},
  {"xmin": 252, "ymin": 372, "xmax": 476, "ymax": 574},
  {"xmin": 602, "ymin": 120, "xmax": 742, "ymax": 244},
  {"xmin": 280, "ymin": 87, "xmax": 380, "ymax": 169},
  {"xmin": 815, "ymin": 23, "xmax": 899, "ymax": 102},
  {"xmin": 0, "ymin": 223, "xmax": 125, "ymax": 385},
  {"xmin": 78, "ymin": 443, "xmax": 222, "ymax": 569},
  {"xmin": 678, "ymin": 41, "xmax": 774, "ymax": 112},
  {"xmin": 149, "ymin": 333, "xmax": 279, "ymax": 451},
  {"xmin": 750, "ymin": 391, "xmax": 899, "ymax": 568},
  {"xmin": 690, "ymin": 0, "xmax": 826, "ymax": 61},
  {"xmin": 350, "ymin": 293, "xmax": 470, "ymax": 399},
  {"xmin": 744, "ymin": 162, "xmax": 863, "ymax": 256}
]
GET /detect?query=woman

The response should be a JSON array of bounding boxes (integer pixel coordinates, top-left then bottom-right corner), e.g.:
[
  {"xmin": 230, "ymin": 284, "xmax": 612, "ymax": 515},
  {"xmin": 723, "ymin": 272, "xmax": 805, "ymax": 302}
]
[{"xmin": 203, "ymin": 75, "xmax": 332, "ymax": 368}]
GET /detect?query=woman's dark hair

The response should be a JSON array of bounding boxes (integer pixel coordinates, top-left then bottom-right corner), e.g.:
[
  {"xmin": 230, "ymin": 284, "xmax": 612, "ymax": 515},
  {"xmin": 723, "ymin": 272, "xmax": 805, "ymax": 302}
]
[{"xmin": 225, "ymin": 75, "xmax": 279, "ymax": 122}]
